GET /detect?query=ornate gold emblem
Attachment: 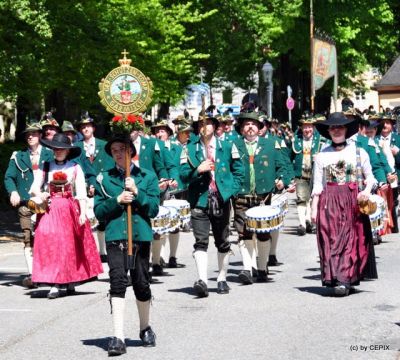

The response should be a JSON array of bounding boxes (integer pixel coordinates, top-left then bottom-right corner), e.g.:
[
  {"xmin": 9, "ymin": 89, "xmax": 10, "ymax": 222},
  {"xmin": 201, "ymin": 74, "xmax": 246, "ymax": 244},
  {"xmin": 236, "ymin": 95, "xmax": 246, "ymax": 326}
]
[{"xmin": 98, "ymin": 50, "xmax": 153, "ymax": 115}]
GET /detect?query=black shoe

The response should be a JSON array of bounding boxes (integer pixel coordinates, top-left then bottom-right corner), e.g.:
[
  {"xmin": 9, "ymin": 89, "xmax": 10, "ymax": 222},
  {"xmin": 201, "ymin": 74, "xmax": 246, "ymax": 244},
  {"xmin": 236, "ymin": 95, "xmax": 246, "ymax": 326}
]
[
  {"xmin": 193, "ymin": 280, "xmax": 209, "ymax": 298},
  {"xmin": 152, "ymin": 264, "xmax": 164, "ymax": 276},
  {"xmin": 168, "ymin": 257, "xmax": 178, "ymax": 268},
  {"xmin": 268, "ymin": 255, "xmax": 281, "ymax": 267},
  {"xmin": 217, "ymin": 281, "xmax": 230, "ymax": 294},
  {"xmin": 22, "ymin": 276, "xmax": 37, "ymax": 289},
  {"xmin": 252, "ymin": 268, "xmax": 258, "ymax": 278},
  {"xmin": 297, "ymin": 225, "xmax": 306, "ymax": 236},
  {"xmin": 100, "ymin": 254, "xmax": 108, "ymax": 263},
  {"xmin": 257, "ymin": 270, "xmax": 269, "ymax": 283},
  {"xmin": 139, "ymin": 326, "xmax": 156, "ymax": 347},
  {"xmin": 238, "ymin": 270, "xmax": 253, "ymax": 285},
  {"xmin": 108, "ymin": 337, "xmax": 126, "ymax": 356},
  {"xmin": 306, "ymin": 221, "xmax": 314, "ymax": 234},
  {"xmin": 333, "ymin": 284, "xmax": 350, "ymax": 297},
  {"xmin": 159, "ymin": 257, "xmax": 166, "ymax": 268}
]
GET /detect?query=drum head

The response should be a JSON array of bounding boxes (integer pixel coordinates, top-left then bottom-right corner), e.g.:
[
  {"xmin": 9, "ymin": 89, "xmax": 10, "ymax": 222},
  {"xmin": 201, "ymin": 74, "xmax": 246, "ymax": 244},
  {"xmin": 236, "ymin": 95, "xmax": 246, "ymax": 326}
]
[{"xmin": 246, "ymin": 205, "xmax": 281, "ymax": 219}]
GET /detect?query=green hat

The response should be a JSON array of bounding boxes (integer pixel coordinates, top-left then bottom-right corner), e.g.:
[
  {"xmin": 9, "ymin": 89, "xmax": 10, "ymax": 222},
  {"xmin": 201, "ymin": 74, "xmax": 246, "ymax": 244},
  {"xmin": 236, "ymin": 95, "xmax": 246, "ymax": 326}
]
[
  {"xmin": 299, "ymin": 111, "xmax": 316, "ymax": 125},
  {"xmin": 41, "ymin": 112, "xmax": 60, "ymax": 128},
  {"xmin": 176, "ymin": 118, "xmax": 193, "ymax": 133},
  {"xmin": 151, "ymin": 119, "xmax": 173, "ymax": 136},
  {"xmin": 236, "ymin": 111, "xmax": 264, "ymax": 130},
  {"xmin": 77, "ymin": 111, "xmax": 94, "ymax": 127},
  {"xmin": 61, "ymin": 121, "xmax": 77, "ymax": 134},
  {"xmin": 23, "ymin": 122, "xmax": 42, "ymax": 134},
  {"xmin": 172, "ymin": 114, "xmax": 188, "ymax": 125}
]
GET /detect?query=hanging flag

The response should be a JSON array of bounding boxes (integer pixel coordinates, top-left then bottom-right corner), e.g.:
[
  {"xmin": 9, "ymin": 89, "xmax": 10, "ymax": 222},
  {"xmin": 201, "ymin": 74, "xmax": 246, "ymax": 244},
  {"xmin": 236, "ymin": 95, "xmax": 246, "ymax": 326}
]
[{"xmin": 311, "ymin": 37, "xmax": 338, "ymax": 108}]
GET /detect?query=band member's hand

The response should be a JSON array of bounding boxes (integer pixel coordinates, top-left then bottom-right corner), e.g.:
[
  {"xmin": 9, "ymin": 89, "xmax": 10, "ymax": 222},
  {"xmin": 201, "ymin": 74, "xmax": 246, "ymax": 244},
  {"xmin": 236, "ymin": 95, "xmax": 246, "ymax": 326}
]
[
  {"xmin": 357, "ymin": 191, "xmax": 369, "ymax": 203},
  {"xmin": 88, "ymin": 185, "xmax": 95, "ymax": 197},
  {"xmin": 79, "ymin": 213, "xmax": 86, "ymax": 226},
  {"xmin": 10, "ymin": 191, "xmax": 21, "ymax": 207},
  {"xmin": 391, "ymin": 145, "xmax": 399, "ymax": 155},
  {"xmin": 387, "ymin": 173, "xmax": 397, "ymax": 184},
  {"xmin": 39, "ymin": 192, "xmax": 50, "ymax": 201},
  {"xmin": 286, "ymin": 183, "xmax": 296, "ymax": 193},
  {"xmin": 275, "ymin": 179, "xmax": 284, "ymax": 190},
  {"xmin": 159, "ymin": 179, "xmax": 169, "ymax": 190},
  {"xmin": 311, "ymin": 210, "xmax": 317, "ymax": 224},
  {"xmin": 168, "ymin": 179, "xmax": 178, "ymax": 188},
  {"xmin": 197, "ymin": 159, "xmax": 214, "ymax": 173},
  {"xmin": 125, "ymin": 177, "xmax": 138, "ymax": 195},
  {"xmin": 117, "ymin": 190, "xmax": 134, "ymax": 204}
]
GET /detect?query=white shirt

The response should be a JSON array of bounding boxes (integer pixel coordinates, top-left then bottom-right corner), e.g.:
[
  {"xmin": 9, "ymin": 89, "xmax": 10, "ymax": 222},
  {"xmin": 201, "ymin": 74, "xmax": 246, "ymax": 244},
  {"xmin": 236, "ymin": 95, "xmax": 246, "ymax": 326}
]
[{"xmin": 83, "ymin": 137, "xmax": 96, "ymax": 157}]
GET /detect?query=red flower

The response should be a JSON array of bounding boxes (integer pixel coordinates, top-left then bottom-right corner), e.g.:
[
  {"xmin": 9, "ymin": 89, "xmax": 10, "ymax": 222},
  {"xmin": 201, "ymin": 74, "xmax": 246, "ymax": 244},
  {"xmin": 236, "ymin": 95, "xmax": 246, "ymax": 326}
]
[
  {"xmin": 53, "ymin": 171, "xmax": 68, "ymax": 181},
  {"xmin": 112, "ymin": 116, "xmax": 122, "ymax": 122}
]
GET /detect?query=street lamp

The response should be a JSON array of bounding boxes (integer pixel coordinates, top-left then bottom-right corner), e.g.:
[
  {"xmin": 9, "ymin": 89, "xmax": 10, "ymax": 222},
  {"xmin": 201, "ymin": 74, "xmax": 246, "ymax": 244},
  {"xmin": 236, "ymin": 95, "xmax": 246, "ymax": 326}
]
[{"xmin": 262, "ymin": 61, "xmax": 274, "ymax": 117}]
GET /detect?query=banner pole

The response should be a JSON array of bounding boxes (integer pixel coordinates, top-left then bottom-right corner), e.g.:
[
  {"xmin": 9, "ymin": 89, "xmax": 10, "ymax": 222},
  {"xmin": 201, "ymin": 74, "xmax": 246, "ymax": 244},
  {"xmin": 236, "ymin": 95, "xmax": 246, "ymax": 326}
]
[{"xmin": 310, "ymin": 0, "xmax": 315, "ymax": 113}]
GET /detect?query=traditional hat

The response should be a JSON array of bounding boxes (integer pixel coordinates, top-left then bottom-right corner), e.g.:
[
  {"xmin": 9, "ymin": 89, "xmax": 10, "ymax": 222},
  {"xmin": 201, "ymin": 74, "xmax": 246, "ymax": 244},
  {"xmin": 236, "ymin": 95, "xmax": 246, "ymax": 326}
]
[
  {"xmin": 259, "ymin": 114, "xmax": 272, "ymax": 126},
  {"xmin": 172, "ymin": 114, "xmax": 188, "ymax": 125},
  {"xmin": 366, "ymin": 120, "xmax": 379, "ymax": 129},
  {"xmin": 196, "ymin": 114, "xmax": 219, "ymax": 128},
  {"xmin": 151, "ymin": 119, "xmax": 173, "ymax": 136},
  {"xmin": 343, "ymin": 107, "xmax": 363, "ymax": 122},
  {"xmin": 23, "ymin": 122, "xmax": 42, "ymax": 134},
  {"xmin": 105, "ymin": 136, "xmax": 136, "ymax": 158},
  {"xmin": 76, "ymin": 111, "xmax": 94, "ymax": 127},
  {"xmin": 41, "ymin": 112, "xmax": 60, "ymax": 128},
  {"xmin": 40, "ymin": 133, "xmax": 81, "ymax": 159},
  {"xmin": 61, "ymin": 121, "xmax": 77, "ymax": 134},
  {"xmin": 299, "ymin": 111, "xmax": 316, "ymax": 125},
  {"xmin": 176, "ymin": 118, "xmax": 193, "ymax": 133},
  {"xmin": 315, "ymin": 112, "xmax": 359, "ymax": 140},
  {"xmin": 236, "ymin": 111, "xmax": 264, "ymax": 130}
]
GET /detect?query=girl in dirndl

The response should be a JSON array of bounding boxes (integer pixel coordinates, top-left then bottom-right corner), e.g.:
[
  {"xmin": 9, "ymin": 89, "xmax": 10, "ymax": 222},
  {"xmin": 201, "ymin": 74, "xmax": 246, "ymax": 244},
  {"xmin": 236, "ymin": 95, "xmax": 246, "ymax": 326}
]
[
  {"xmin": 311, "ymin": 112, "xmax": 377, "ymax": 296},
  {"xmin": 30, "ymin": 133, "xmax": 103, "ymax": 299}
]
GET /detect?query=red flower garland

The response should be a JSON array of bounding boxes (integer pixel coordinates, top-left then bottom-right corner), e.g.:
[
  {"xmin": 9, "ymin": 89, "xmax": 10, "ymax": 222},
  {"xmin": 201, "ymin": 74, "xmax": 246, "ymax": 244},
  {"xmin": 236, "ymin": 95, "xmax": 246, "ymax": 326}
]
[
  {"xmin": 53, "ymin": 171, "xmax": 68, "ymax": 181},
  {"xmin": 111, "ymin": 114, "xmax": 144, "ymax": 134}
]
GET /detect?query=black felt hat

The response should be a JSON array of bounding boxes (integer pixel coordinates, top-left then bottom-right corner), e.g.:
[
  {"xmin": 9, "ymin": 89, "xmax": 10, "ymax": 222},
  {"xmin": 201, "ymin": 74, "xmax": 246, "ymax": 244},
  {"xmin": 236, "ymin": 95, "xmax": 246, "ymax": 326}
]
[
  {"xmin": 40, "ymin": 133, "xmax": 81, "ymax": 159},
  {"xmin": 315, "ymin": 112, "xmax": 359, "ymax": 140},
  {"xmin": 105, "ymin": 136, "xmax": 136, "ymax": 158}
]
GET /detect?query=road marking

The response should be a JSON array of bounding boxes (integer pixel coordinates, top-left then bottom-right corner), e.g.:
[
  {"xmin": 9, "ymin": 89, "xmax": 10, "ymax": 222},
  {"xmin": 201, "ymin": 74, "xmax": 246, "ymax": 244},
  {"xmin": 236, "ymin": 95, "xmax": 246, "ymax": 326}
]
[
  {"xmin": 0, "ymin": 267, "xmax": 27, "ymax": 271},
  {"xmin": 0, "ymin": 309, "xmax": 32, "ymax": 312}
]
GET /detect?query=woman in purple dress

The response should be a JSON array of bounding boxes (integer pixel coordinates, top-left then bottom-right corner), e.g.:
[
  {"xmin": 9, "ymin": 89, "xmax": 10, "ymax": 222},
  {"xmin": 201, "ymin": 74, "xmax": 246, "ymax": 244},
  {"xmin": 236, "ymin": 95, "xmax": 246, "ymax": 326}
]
[{"xmin": 311, "ymin": 113, "xmax": 377, "ymax": 296}]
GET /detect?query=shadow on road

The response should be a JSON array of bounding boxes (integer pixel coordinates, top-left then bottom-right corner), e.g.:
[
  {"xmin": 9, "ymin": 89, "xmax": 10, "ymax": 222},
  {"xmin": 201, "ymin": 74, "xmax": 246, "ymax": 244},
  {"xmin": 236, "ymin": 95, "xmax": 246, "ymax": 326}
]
[
  {"xmin": 81, "ymin": 337, "xmax": 142, "ymax": 351},
  {"xmin": 0, "ymin": 272, "xmax": 25, "ymax": 287}
]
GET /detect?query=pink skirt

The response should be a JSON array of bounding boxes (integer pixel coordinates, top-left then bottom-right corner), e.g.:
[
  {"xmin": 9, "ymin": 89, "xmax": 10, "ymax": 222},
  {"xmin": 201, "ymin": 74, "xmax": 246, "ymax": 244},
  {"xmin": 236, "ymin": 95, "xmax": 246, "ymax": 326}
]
[{"xmin": 32, "ymin": 194, "xmax": 103, "ymax": 284}]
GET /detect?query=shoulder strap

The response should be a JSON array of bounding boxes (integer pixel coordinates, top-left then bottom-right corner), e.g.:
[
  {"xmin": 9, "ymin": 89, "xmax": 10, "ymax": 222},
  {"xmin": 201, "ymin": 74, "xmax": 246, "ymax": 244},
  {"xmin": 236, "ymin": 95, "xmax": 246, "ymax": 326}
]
[{"xmin": 356, "ymin": 146, "xmax": 364, "ymax": 191}]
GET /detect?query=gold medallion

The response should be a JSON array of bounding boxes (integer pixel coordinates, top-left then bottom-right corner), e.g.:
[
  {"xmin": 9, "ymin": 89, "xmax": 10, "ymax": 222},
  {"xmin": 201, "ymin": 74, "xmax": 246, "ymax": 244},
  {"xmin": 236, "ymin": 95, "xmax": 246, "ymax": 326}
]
[{"xmin": 98, "ymin": 50, "xmax": 153, "ymax": 115}]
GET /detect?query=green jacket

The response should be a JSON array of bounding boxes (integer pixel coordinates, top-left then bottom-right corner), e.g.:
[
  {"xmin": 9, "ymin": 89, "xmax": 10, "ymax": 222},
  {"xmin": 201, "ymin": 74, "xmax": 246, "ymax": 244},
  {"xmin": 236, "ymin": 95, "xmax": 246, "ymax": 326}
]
[
  {"xmin": 76, "ymin": 138, "xmax": 115, "ymax": 175},
  {"xmin": 290, "ymin": 131, "xmax": 324, "ymax": 178},
  {"xmin": 375, "ymin": 132, "xmax": 400, "ymax": 178},
  {"xmin": 165, "ymin": 140, "xmax": 188, "ymax": 191},
  {"xmin": 4, "ymin": 147, "xmax": 54, "ymax": 201},
  {"xmin": 94, "ymin": 165, "xmax": 160, "ymax": 242},
  {"xmin": 265, "ymin": 133, "xmax": 295, "ymax": 181},
  {"xmin": 180, "ymin": 136, "xmax": 244, "ymax": 208},
  {"xmin": 235, "ymin": 136, "xmax": 291, "ymax": 195},
  {"xmin": 136, "ymin": 137, "xmax": 169, "ymax": 179}
]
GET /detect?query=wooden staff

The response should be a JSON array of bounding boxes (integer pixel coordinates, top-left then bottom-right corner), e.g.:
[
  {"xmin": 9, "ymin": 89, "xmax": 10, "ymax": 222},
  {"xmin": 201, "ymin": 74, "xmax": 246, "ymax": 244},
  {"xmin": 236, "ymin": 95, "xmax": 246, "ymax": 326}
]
[
  {"xmin": 125, "ymin": 128, "xmax": 134, "ymax": 268},
  {"xmin": 310, "ymin": 0, "xmax": 315, "ymax": 112}
]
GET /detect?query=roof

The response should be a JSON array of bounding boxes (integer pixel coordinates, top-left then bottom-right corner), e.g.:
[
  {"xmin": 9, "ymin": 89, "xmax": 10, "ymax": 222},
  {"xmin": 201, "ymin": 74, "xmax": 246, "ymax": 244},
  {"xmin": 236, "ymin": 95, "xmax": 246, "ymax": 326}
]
[{"xmin": 373, "ymin": 56, "xmax": 400, "ymax": 89}]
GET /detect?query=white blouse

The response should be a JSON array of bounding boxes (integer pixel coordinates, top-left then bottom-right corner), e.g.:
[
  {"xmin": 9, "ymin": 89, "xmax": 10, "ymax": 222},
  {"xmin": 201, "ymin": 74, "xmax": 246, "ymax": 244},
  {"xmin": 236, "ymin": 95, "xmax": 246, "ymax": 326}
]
[
  {"xmin": 312, "ymin": 142, "xmax": 376, "ymax": 196},
  {"xmin": 29, "ymin": 161, "xmax": 87, "ymax": 200}
]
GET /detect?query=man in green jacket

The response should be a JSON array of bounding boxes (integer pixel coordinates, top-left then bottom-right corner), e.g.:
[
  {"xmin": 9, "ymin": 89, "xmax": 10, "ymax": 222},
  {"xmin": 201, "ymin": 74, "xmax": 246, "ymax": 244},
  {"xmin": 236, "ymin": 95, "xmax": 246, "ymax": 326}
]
[
  {"xmin": 94, "ymin": 136, "xmax": 160, "ymax": 356},
  {"xmin": 4, "ymin": 122, "xmax": 53, "ymax": 287},
  {"xmin": 180, "ymin": 115, "xmax": 244, "ymax": 297},
  {"xmin": 233, "ymin": 112, "xmax": 291, "ymax": 283}
]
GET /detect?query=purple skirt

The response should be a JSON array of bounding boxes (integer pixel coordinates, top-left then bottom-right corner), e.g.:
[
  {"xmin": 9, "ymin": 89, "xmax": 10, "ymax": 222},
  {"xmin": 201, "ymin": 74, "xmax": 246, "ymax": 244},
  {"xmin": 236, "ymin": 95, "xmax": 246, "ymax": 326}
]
[{"xmin": 316, "ymin": 182, "xmax": 375, "ymax": 286}]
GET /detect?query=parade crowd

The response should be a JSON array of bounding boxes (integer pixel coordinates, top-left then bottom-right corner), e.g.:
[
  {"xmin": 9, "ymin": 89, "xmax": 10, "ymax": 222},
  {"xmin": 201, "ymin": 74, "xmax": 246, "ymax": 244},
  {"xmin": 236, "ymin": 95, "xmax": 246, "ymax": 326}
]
[{"xmin": 3, "ymin": 100, "xmax": 399, "ymax": 356}]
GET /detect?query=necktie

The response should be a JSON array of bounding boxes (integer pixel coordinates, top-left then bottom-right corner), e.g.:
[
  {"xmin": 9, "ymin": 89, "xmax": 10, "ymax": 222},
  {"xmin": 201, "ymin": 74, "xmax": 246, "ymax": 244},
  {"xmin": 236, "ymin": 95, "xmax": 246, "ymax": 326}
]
[
  {"xmin": 31, "ymin": 152, "xmax": 39, "ymax": 171},
  {"xmin": 246, "ymin": 141, "xmax": 256, "ymax": 194},
  {"xmin": 207, "ymin": 144, "xmax": 217, "ymax": 193}
]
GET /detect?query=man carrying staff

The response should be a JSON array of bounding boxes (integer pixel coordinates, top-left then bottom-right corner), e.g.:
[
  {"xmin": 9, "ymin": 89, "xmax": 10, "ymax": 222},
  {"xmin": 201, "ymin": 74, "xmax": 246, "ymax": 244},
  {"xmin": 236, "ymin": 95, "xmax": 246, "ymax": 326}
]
[
  {"xmin": 4, "ymin": 122, "xmax": 53, "ymax": 288},
  {"xmin": 233, "ymin": 112, "xmax": 290, "ymax": 284},
  {"xmin": 180, "ymin": 115, "xmax": 244, "ymax": 297},
  {"xmin": 94, "ymin": 136, "xmax": 159, "ymax": 355}
]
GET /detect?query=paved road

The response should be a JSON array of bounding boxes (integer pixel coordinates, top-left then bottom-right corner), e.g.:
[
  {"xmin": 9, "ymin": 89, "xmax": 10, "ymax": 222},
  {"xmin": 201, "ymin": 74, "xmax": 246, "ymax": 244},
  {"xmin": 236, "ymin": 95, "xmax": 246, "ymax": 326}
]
[{"xmin": 1, "ymin": 199, "xmax": 400, "ymax": 360}]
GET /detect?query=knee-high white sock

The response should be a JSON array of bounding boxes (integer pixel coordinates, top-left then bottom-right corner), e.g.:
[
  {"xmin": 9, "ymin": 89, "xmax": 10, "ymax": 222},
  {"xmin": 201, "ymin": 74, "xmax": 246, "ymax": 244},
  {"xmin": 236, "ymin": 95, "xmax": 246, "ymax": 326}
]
[
  {"xmin": 159, "ymin": 234, "xmax": 167, "ymax": 261},
  {"xmin": 217, "ymin": 251, "xmax": 230, "ymax": 282},
  {"xmin": 251, "ymin": 235, "xmax": 258, "ymax": 269},
  {"xmin": 24, "ymin": 247, "xmax": 33, "ymax": 275},
  {"xmin": 111, "ymin": 297, "xmax": 125, "ymax": 340},
  {"xmin": 270, "ymin": 231, "xmax": 279, "ymax": 256},
  {"xmin": 136, "ymin": 300, "xmax": 150, "ymax": 331},
  {"xmin": 152, "ymin": 239, "xmax": 162, "ymax": 266},
  {"xmin": 257, "ymin": 240, "xmax": 271, "ymax": 271},
  {"xmin": 239, "ymin": 240, "xmax": 253, "ymax": 271},
  {"xmin": 297, "ymin": 205, "xmax": 307, "ymax": 227},
  {"xmin": 169, "ymin": 232, "xmax": 179, "ymax": 258},
  {"xmin": 305, "ymin": 201, "xmax": 312, "ymax": 223},
  {"xmin": 97, "ymin": 231, "xmax": 107, "ymax": 255},
  {"xmin": 193, "ymin": 251, "xmax": 208, "ymax": 284}
]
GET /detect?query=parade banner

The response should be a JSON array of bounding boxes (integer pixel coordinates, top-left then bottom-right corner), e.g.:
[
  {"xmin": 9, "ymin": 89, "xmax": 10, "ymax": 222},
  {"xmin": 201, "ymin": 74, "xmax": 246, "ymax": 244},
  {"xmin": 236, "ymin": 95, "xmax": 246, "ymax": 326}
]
[{"xmin": 311, "ymin": 37, "xmax": 338, "ymax": 106}]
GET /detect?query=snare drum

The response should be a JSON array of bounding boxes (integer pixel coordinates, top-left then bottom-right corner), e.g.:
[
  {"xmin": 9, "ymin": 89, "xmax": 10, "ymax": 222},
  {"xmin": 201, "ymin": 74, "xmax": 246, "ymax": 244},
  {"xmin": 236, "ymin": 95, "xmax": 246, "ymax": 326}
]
[
  {"xmin": 151, "ymin": 206, "xmax": 171, "ymax": 235},
  {"xmin": 245, "ymin": 205, "xmax": 284, "ymax": 233},
  {"xmin": 165, "ymin": 206, "xmax": 180, "ymax": 232},
  {"xmin": 271, "ymin": 194, "xmax": 289, "ymax": 216},
  {"xmin": 163, "ymin": 199, "xmax": 191, "ymax": 225},
  {"xmin": 369, "ymin": 195, "xmax": 386, "ymax": 234}
]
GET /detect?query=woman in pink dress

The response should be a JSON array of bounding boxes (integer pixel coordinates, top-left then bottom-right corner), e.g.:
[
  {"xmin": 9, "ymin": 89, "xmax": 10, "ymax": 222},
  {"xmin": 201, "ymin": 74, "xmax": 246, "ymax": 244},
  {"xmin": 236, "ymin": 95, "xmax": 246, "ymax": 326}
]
[{"xmin": 30, "ymin": 133, "xmax": 103, "ymax": 299}]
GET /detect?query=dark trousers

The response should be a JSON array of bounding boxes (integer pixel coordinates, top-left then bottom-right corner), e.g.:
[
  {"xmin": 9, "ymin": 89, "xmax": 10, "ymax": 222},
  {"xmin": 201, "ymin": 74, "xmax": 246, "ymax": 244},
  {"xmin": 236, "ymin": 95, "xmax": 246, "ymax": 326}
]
[
  {"xmin": 106, "ymin": 240, "xmax": 151, "ymax": 302},
  {"xmin": 233, "ymin": 194, "xmax": 271, "ymax": 241},
  {"xmin": 191, "ymin": 201, "xmax": 231, "ymax": 253},
  {"xmin": 391, "ymin": 186, "xmax": 399, "ymax": 233},
  {"xmin": 18, "ymin": 205, "xmax": 34, "ymax": 248}
]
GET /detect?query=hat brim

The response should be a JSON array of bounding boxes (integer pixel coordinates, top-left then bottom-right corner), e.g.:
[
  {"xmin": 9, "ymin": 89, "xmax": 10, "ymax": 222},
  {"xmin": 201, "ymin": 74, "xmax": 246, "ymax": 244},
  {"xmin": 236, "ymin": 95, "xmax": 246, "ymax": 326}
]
[
  {"xmin": 40, "ymin": 138, "xmax": 81, "ymax": 159},
  {"xmin": 105, "ymin": 136, "xmax": 137, "ymax": 158},
  {"xmin": 23, "ymin": 128, "xmax": 41, "ymax": 134},
  {"xmin": 235, "ymin": 117, "xmax": 264, "ymax": 133},
  {"xmin": 150, "ymin": 124, "xmax": 173, "ymax": 136},
  {"xmin": 315, "ymin": 114, "xmax": 358, "ymax": 140}
]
